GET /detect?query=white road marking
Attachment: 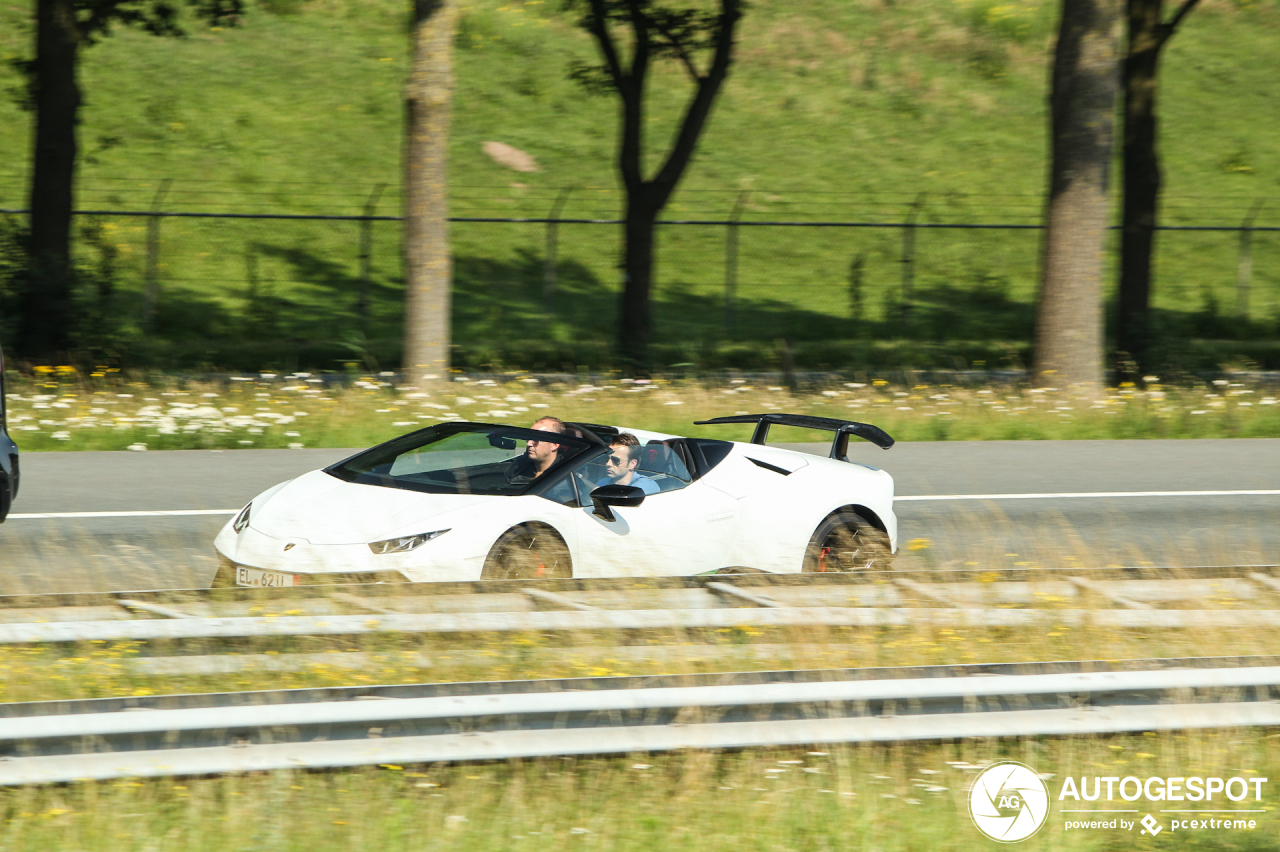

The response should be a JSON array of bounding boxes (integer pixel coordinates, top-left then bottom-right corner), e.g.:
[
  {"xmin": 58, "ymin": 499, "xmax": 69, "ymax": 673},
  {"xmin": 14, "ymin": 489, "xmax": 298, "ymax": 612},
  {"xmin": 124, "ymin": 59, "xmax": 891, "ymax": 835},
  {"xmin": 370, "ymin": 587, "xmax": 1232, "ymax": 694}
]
[
  {"xmin": 898, "ymin": 490, "xmax": 1280, "ymax": 502},
  {"xmin": 6, "ymin": 490, "xmax": 1279, "ymax": 520},
  {"xmin": 7, "ymin": 509, "xmax": 238, "ymax": 520}
]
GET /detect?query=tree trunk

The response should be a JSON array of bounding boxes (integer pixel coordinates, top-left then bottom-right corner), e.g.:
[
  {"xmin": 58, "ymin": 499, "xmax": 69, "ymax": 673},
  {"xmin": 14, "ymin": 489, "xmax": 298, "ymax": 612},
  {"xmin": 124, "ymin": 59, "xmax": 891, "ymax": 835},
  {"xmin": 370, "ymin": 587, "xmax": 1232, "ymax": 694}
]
[
  {"xmin": 619, "ymin": 193, "xmax": 658, "ymax": 367},
  {"xmin": 20, "ymin": 0, "xmax": 81, "ymax": 360},
  {"xmin": 1118, "ymin": 0, "xmax": 1190, "ymax": 377},
  {"xmin": 1117, "ymin": 0, "xmax": 1163, "ymax": 376},
  {"xmin": 1034, "ymin": 0, "xmax": 1122, "ymax": 388},
  {"xmin": 402, "ymin": 0, "xmax": 456, "ymax": 385}
]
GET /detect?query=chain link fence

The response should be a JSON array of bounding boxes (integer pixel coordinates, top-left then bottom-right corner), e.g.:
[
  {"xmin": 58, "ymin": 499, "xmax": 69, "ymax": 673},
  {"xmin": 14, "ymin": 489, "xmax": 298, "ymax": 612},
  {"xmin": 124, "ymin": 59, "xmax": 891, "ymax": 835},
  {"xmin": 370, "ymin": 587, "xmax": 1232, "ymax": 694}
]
[{"xmin": 2, "ymin": 177, "xmax": 1278, "ymax": 369}]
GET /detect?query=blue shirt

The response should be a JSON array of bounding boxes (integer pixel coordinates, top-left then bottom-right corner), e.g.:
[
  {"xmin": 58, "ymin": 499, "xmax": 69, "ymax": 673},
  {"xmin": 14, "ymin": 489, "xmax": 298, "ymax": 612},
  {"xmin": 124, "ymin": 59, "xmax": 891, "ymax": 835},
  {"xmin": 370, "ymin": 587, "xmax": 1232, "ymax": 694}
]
[{"xmin": 595, "ymin": 473, "xmax": 660, "ymax": 495}]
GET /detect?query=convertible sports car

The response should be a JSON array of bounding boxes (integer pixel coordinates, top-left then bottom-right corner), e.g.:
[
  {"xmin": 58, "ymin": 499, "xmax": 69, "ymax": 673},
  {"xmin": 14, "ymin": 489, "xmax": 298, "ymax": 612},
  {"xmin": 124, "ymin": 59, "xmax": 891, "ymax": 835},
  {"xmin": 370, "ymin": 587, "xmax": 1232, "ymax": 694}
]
[
  {"xmin": 0, "ymin": 346, "xmax": 18, "ymax": 524},
  {"xmin": 211, "ymin": 413, "xmax": 897, "ymax": 586}
]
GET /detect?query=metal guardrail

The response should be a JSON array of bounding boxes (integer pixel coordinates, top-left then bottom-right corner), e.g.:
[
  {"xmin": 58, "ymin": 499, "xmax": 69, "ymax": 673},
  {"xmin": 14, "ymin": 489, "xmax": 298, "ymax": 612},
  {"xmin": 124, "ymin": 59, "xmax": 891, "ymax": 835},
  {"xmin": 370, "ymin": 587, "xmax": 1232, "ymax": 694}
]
[
  {"xmin": 2, "ymin": 657, "xmax": 1278, "ymax": 785},
  {"xmin": 2, "ymin": 605, "xmax": 1280, "ymax": 645},
  {"xmin": 0, "ymin": 570, "xmax": 1274, "ymax": 644},
  {"xmin": 1, "ymin": 562, "xmax": 1275, "ymax": 613}
]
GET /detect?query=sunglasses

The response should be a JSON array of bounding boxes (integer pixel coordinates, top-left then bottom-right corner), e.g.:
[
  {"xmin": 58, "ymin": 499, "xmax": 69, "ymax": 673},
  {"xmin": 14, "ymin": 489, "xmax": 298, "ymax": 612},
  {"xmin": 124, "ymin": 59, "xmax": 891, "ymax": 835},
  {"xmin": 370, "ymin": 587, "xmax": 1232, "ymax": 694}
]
[{"xmin": 606, "ymin": 454, "xmax": 627, "ymax": 465}]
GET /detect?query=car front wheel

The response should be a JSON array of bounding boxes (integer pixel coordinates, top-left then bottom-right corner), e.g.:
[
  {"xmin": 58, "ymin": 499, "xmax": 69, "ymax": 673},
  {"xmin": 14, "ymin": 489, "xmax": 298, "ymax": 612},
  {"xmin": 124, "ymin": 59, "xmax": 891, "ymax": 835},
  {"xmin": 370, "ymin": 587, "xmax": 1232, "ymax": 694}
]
[
  {"xmin": 481, "ymin": 523, "xmax": 573, "ymax": 580},
  {"xmin": 802, "ymin": 511, "xmax": 892, "ymax": 573}
]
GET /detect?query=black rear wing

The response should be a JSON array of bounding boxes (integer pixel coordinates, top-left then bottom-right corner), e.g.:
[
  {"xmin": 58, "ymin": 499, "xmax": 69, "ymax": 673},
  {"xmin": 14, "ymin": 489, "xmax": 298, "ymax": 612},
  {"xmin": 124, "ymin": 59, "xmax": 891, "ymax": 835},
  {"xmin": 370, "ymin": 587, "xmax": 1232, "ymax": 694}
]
[{"xmin": 693, "ymin": 413, "xmax": 894, "ymax": 459}]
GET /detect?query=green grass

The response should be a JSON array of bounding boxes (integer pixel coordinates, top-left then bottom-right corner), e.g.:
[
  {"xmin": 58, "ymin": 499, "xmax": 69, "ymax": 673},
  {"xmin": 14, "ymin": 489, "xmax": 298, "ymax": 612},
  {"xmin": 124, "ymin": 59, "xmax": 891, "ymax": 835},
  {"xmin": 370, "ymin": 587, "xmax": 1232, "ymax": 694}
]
[
  {"xmin": 0, "ymin": 0, "xmax": 1278, "ymax": 371},
  {"xmin": 6, "ymin": 371, "xmax": 1280, "ymax": 453},
  {"xmin": 1, "ymin": 736, "xmax": 1278, "ymax": 850}
]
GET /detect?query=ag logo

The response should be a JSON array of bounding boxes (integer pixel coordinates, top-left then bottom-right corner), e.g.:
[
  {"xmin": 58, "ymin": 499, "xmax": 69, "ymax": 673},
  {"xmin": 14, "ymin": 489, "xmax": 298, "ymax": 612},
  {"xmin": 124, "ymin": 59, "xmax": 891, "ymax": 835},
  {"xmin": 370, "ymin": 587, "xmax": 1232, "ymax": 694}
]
[{"xmin": 969, "ymin": 761, "xmax": 1050, "ymax": 843}]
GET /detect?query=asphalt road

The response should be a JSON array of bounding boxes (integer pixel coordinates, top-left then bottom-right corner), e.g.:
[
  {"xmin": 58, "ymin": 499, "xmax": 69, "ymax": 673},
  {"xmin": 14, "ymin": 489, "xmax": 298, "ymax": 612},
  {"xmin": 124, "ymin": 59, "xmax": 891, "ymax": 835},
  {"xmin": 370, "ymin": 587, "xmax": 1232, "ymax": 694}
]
[{"xmin": 2, "ymin": 440, "xmax": 1278, "ymax": 594}]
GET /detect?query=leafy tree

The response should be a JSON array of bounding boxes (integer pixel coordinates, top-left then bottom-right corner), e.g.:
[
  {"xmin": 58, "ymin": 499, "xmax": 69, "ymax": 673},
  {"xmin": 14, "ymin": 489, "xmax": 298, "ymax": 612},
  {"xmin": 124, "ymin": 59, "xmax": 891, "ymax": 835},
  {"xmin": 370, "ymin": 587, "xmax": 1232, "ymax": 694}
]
[
  {"xmin": 402, "ymin": 0, "xmax": 457, "ymax": 384},
  {"xmin": 15, "ymin": 0, "xmax": 241, "ymax": 362},
  {"xmin": 1034, "ymin": 0, "xmax": 1122, "ymax": 388},
  {"xmin": 567, "ymin": 0, "xmax": 744, "ymax": 369},
  {"xmin": 1116, "ymin": 0, "xmax": 1201, "ymax": 376}
]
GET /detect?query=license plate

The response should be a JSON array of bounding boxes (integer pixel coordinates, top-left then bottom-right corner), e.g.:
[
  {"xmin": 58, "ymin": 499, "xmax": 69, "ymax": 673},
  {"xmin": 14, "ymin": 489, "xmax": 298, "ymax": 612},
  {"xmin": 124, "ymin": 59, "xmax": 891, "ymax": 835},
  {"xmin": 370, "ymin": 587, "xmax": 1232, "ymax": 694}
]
[{"xmin": 236, "ymin": 566, "xmax": 301, "ymax": 587}]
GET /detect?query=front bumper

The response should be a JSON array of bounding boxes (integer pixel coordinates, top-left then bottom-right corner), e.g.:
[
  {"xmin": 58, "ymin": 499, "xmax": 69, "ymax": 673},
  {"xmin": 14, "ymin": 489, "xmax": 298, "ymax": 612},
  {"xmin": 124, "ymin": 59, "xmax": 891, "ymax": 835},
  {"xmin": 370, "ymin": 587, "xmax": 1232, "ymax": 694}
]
[{"xmin": 213, "ymin": 521, "xmax": 482, "ymax": 585}]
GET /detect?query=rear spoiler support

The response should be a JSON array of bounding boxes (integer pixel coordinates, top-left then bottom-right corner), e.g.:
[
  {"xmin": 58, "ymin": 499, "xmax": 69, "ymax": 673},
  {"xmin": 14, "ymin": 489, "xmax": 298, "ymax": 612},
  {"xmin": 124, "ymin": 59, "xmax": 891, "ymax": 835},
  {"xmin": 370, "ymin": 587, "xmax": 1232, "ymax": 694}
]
[{"xmin": 693, "ymin": 413, "xmax": 895, "ymax": 458}]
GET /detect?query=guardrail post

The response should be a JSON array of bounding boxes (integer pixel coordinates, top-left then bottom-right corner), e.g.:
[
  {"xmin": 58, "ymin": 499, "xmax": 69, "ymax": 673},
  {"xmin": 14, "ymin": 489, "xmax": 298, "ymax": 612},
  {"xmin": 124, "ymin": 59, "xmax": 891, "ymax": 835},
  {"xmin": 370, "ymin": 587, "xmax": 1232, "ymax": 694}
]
[
  {"xmin": 141, "ymin": 179, "xmax": 171, "ymax": 332},
  {"xmin": 1236, "ymin": 198, "xmax": 1264, "ymax": 319},
  {"xmin": 543, "ymin": 186, "xmax": 573, "ymax": 314},
  {"xmin": 900, "ymin": 192, "xmax": 925, "ymax": 320},
  {"xmin": 357, "ymin": 184, "xmax": 387, "ymax": 325},
  {"xmin": 723, "ymin": 190, "xmax": 748, "ymax": 335}
]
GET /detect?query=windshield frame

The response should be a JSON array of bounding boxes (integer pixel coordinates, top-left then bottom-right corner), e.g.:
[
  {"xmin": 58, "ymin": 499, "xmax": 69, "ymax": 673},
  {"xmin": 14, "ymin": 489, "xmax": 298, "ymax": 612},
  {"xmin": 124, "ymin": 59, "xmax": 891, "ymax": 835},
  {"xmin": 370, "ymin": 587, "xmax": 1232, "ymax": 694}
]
[{"xmin": 323, "ymin": 421, "xmax": 594, "ymax": 497}]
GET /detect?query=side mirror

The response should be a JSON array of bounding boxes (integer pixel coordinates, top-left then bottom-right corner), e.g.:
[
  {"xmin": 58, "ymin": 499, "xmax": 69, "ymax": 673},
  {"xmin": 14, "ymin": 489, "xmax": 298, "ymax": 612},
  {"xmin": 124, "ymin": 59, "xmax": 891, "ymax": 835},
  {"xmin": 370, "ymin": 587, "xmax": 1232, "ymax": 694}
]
[
  {"xmin": 488, "ymin": 435, "xmax": 517, "ymax": 450},
  {"xmin": 589, "ymin": 484, "xmax": 646, "ymax": 521}
]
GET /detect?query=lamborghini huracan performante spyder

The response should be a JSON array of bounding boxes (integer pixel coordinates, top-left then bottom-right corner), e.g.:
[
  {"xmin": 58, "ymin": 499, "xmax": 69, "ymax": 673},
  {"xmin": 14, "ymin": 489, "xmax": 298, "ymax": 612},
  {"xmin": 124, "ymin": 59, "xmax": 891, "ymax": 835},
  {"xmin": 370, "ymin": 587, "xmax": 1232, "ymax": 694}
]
[{"xmin": 211, "ymin": 414, "xmax": 897, "ymax": 586}]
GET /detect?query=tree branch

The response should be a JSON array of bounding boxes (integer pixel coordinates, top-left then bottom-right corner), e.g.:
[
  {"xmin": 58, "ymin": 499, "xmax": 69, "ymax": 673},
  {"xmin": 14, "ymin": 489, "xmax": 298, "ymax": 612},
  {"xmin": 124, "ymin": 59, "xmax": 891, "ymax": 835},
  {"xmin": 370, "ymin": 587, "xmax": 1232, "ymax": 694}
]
[
  {"xmin": 618, "ymin": 0, "xmax": 649, "ymax": 193},
  {"xmin": 650, "ymin": 15, "xmax": 702, "ymax": 82},
  {"xmin": 586, "ymin": 0, "xmax": 625, "ymax": 92},
  {"xmin": 82, "ymin": 0, "xmax": 130, "ymax": 40},
  {"xmin": 1158, "ymin": 0, "xmax": 1201, "ymax": 45},
  {"xmin": 649, "ymin": 0, "xmax": 740, "ymax": 204}
]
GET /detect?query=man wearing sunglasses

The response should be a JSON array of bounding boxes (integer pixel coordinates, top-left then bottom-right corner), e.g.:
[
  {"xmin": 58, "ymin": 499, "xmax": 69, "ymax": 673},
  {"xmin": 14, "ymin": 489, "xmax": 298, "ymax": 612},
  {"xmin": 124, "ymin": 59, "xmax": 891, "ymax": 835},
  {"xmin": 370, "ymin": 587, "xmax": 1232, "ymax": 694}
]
[
  {"xmin": 524, "ymin": 415, "xmax": 568, "ymax": 479},
  {"xmin": 595, "ymin": 433, "xmax": 660, "ymax": 495}
]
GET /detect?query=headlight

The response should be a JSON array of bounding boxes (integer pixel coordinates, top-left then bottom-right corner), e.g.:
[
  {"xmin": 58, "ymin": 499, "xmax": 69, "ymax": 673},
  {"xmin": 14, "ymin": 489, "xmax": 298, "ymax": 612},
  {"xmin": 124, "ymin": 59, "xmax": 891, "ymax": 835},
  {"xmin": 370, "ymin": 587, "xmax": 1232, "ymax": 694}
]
[
  {"xmin": 368, "ymin": 529, "xmax": 449, "ymax": 554},
  {"xmin": 232, "ymin": 503, "xmax": 252, "ymax": 534}
]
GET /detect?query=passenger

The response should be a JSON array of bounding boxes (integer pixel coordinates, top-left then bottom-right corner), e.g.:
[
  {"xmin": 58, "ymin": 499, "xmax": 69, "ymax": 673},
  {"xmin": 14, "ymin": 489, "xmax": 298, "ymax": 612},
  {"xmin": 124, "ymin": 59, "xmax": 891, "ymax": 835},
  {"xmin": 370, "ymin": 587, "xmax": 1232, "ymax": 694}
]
[
  {"xmin": 524, "ymin": 416, "xmax": 566, "ymax": 479},
  {"xmin": 595, "ymin": 433, "xmax": 660, "ymax": 495}
]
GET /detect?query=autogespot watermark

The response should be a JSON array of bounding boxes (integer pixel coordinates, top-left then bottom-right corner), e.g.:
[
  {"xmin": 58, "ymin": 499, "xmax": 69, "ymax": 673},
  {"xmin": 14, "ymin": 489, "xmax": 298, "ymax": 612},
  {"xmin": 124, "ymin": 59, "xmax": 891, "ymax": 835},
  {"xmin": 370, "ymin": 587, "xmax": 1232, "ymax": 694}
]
[{"xmin": 968, "ymin": 763, "xmax": 1269, "ymax": 842}]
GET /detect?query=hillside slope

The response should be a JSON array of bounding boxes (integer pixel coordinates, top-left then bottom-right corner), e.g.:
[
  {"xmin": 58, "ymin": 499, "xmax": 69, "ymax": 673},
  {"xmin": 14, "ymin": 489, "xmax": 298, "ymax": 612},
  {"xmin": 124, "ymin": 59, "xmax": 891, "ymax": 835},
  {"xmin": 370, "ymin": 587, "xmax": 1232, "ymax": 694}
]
[{"xmin": 0, "ymin": 0, "xmax": 1276, "ymax": 371}]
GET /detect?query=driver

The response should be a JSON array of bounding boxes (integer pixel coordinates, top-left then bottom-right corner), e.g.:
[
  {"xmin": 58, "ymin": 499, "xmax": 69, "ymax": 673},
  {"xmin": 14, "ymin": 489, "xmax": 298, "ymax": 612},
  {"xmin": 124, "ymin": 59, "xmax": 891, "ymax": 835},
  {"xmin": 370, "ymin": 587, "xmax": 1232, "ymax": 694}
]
[
  {"xmin": 595, "ymin": 433, "xmax": 660, "ymax": 495},
  {"xmin": 526, "ymin": 416, "xmax": 566, "ymax": 478}
]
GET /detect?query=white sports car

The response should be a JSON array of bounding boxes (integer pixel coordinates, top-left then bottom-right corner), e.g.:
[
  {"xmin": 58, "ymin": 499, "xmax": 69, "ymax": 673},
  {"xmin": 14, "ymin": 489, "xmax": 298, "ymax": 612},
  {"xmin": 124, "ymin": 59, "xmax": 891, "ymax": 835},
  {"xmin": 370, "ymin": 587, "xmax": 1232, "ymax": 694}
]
[{"xmin": 211, "ymin": 414, "xmax": 897, "ymax": 587}]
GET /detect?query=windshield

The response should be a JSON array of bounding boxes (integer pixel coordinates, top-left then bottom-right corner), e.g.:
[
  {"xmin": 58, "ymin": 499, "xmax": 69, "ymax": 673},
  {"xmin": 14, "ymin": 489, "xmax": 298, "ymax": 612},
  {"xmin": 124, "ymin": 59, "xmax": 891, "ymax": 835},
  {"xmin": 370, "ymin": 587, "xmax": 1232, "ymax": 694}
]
[{"xmin": 325, "ymin": 423, "xmax": 593, "ymax": 496}]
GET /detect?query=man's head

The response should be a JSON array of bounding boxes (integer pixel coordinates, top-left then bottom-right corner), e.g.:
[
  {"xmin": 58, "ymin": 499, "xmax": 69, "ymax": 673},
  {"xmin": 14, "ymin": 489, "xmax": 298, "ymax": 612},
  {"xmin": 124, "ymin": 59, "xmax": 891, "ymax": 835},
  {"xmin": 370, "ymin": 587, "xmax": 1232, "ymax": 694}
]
[
  {"xmin": 603, "ymin": 433, "xmax": 641, "ymax": 485},
  {"xmin": 526, "ymin": 416, "xmax": 566, "ymax": 475}
]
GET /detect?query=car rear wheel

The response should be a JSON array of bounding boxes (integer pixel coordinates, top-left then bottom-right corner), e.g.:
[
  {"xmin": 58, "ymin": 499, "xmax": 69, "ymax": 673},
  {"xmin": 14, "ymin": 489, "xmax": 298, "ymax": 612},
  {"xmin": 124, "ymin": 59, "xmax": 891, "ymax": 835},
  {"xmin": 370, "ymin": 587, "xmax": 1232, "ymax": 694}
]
[
  {"xmin": 482, "ymin": 523, "xmax": 572, "ymax": 580},
  {"xmin": 803, "ymin": 511, "xmax": 892, "ymax": 573}
]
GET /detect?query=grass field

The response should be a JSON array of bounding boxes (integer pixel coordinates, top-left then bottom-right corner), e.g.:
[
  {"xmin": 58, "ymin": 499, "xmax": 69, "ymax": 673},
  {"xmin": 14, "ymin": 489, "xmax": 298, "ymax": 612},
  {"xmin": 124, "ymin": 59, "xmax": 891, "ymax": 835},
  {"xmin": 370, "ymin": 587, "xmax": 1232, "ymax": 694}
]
[
  {"xmin": 2, "ymin": 735, "xmax": 1278, "ymax": 851},
  {"xmin": 0, "ymin": 0, "xmax": 1278, "ymax": 371},
  {"xmin": 5, "ymin": 370, "xmax": 1279, "ymax": 452}
]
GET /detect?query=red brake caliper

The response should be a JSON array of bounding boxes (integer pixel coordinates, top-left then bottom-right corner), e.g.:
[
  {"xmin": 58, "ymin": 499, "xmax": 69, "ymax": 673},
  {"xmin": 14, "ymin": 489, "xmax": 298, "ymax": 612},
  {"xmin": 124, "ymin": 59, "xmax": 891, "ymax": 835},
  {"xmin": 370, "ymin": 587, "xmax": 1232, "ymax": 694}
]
[{"xmin": 818, "ymin": 547, "xmax": 830, "ymax": 572}]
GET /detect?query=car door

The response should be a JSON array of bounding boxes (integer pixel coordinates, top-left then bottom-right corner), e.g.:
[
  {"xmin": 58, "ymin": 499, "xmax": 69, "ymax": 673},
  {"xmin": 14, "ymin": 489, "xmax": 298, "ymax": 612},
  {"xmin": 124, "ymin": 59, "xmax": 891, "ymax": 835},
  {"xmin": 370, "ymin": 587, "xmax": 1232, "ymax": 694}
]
[{"xmin": 570, "ymin": 440, "xmax": 740, "ymax": 577}]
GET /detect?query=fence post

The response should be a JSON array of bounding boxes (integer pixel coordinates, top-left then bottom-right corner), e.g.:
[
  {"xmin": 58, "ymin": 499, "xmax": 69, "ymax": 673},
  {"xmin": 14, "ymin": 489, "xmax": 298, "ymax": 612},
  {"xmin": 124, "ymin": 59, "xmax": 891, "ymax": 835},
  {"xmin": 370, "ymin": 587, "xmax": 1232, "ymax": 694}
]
[
  {"xmin": 900, "ymin": 192, "xmax": 925, "ymax": 320},
  {"xmin": 543, "ymin": 186, "xmax": 574, "ymax": 314},
  {"xmin": 357, "ymin": 183, "xmax": 387, "ymax": 325},
  {"xmin": 723, "ymin": 190, "xmax": 748, "ymax": 335},
  {"xmin": 848, "ymin": 252, "xmax": 865, "ymax": 325},
  {"xmin": 1236, "ymin": 198, "xmax": 1264, "ymax": 320},
  {"xmin": 141, "ymin": 179, "xmax": 171, "ymax": 332}
]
